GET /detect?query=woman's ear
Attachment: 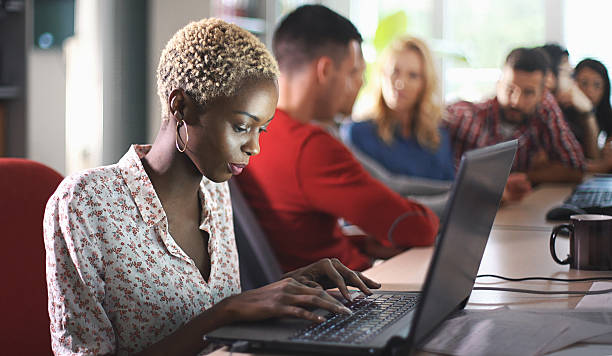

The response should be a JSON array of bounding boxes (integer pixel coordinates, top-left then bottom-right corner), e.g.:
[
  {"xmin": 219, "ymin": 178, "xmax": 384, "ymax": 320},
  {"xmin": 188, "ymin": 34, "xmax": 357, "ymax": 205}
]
[
  {"xmin": 168, "ymin": 89, "xmax": 205, "ymax": 125},
  {"xmin": 168, "ymin": 89, "xmax": 185, "ymax": 121}
]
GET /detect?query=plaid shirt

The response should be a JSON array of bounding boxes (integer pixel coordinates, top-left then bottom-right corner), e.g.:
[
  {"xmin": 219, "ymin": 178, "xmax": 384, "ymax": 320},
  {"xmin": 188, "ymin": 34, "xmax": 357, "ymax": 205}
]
[{"xmin": 445, "ymin": 92, "xmax": 585, "ymax": 172}]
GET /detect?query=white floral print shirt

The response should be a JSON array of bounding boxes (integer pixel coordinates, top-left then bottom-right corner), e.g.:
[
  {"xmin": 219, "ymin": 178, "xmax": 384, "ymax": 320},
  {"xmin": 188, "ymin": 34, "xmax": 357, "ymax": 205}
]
[{"xmin": 44, "ymin": 145, "xmax": 241, "ymax": 355}]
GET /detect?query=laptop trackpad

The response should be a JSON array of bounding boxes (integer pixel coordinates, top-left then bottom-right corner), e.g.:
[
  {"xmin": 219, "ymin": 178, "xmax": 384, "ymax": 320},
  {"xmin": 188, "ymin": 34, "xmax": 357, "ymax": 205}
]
[{"xmin": 206, "ymin": 313, "xmax": 324, "ymax": 342}]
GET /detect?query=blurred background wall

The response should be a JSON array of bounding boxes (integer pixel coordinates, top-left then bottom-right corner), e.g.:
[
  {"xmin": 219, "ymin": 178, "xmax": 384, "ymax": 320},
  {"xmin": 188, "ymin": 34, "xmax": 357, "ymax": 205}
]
[{"xmin": 2, "ymin": 0, "xmax": 610, "ymax": 175}]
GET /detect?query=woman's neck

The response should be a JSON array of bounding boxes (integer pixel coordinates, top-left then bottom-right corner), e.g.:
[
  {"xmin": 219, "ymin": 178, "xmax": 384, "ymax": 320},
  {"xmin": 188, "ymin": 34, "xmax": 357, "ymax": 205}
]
[
  {"xmin": 389, "ymin": 107, "xmax": 414, "ymax": 137},
  {"xmin": 141, "ymin": 122, "xmax": 202, "ymax": 206}
]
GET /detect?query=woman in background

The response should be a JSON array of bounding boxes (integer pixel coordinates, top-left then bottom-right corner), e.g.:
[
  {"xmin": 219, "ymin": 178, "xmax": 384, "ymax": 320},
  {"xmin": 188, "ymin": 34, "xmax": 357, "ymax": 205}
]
[
  {"xmin": 539, "ymin": 44, "xmax": 601, "ymax": 159},
  {"xmin": 341, "ymin": 36, "xmax": 454, "ymax": 216},
  {"xmin": 44, "ymin": 18, "xmax": 378, "ymax": 356},
  {"xmin": 574, "ymin": 58, "xmax": 612, "ymax": 140}
]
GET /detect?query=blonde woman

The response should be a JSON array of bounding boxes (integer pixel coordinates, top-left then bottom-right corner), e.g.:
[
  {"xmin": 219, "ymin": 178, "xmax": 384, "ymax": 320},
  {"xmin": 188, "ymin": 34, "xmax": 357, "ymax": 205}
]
[{"xmin": 341, "ymin": 36, "xmax": 454, "ymax": 215}]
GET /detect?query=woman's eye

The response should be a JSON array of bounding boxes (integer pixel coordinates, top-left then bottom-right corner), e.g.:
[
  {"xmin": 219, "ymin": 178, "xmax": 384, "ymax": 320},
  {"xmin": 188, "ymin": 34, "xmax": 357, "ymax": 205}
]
[{"xmin": 233, "ymin": 125, "xmax": 248, "ymax": 133}]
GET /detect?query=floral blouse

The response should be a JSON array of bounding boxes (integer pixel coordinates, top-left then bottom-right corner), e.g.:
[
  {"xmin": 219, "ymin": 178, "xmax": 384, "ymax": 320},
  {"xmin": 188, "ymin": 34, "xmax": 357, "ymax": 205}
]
[{"xmin": 44, "ymin": 145, "xmax": 241, "ymax": 355}]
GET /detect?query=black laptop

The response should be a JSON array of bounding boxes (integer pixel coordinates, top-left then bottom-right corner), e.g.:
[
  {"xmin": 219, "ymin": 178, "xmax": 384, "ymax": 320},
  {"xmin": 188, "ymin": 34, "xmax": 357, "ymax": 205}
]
[{"xmin": 205, "ymin": 140, "xmax": 518, "ymax": 355}]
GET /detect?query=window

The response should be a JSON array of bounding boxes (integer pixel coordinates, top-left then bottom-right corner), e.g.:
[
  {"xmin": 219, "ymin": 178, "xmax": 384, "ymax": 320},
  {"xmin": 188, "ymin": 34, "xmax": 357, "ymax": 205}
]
[
  {"xmin": 349, "ymin": 0, "xmax": 548, "ymax": 111},
  {"xmin": 564, "ymin": 0, "xmax": 612, "ymax": 72},
  {"xmin": 443, "ymin": 0, "xmax": 546, "ymax": 102}
]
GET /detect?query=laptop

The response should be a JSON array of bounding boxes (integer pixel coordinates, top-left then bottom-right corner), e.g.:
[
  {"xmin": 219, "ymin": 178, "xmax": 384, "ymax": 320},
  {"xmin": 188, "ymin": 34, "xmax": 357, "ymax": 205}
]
[
  {"xmin": 564, "ymin": 175, "xmax": 612, "ymax": 213},
  {"xmin": 205, "ymin": 140, "xmax": 518, "ymax": 355}
]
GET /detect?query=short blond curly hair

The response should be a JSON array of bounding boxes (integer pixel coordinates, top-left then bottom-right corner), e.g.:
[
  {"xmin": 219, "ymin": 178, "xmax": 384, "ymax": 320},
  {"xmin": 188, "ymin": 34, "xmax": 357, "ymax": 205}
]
[{"xmin": 157, "ymin": 18, "xmax": 279, "ymax": 115}]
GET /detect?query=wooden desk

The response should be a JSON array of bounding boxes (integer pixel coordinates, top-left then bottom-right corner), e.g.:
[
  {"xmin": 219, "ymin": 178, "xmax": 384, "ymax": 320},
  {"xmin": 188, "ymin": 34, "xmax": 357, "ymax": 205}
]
[
  {"xmin": 211, "ymin": 185, "xmax": 612, "ymax": 355},
  {"xmin": 364, "ymin": 228, "xmax": 611, "ymax": 310},
  {"xmin": 493, "ymin": 183, "xmax": 574, "ymax": 231}
]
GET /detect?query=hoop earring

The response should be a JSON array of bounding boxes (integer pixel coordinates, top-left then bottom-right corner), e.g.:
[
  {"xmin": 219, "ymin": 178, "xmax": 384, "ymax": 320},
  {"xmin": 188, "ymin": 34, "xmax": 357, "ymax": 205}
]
[{"xmin": 176, "ymin": 120, "xmax": 189, "ymax": 153}]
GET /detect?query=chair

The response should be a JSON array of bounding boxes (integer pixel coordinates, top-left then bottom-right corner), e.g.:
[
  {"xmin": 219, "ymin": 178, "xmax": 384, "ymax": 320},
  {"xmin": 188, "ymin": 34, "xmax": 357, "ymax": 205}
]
[
  {"xmin": 0, "ymin": 158, "xmax": 63, "ymax": 355},
  {"xmin": 228, "ymin": 178, "xmax": 282, "ymax": 291}
]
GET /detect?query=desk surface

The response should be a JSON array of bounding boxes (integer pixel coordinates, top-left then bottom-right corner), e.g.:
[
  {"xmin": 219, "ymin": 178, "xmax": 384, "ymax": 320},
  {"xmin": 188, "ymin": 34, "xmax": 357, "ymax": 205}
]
[
  {"xmin": 211, "ymin": 183, "xmax": 612, "ymax": 355},
  {"xmin": 492, "ymin": 183, "xmax": 573, "ymax": 231},
  {"xmin": 364, "ymin": 229, "xmax": 611, "ymax": 310}
]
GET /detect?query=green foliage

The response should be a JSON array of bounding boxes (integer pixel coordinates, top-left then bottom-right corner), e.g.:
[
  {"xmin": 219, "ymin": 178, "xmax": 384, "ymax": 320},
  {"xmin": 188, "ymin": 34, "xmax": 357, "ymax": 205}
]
[{"xmin": 373, "ymin": 11, "xmax": 408, "ymax": 55}]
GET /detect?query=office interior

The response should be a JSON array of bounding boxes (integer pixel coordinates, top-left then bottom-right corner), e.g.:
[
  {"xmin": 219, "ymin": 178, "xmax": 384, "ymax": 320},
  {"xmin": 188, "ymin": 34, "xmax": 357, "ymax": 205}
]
[
  {"xmin": 2, "ymin": 0, "xmax": 610, "ymax": 175},
  {"xmin": 4, "ymin": 1, "xmax": 612, "ymax": 355}
]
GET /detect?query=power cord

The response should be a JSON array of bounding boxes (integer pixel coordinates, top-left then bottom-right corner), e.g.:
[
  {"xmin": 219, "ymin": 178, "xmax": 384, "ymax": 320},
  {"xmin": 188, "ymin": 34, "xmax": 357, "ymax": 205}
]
[
  {"xmin": 473, "ymin": 286, "xmax": 612, "ymax": 295},
  {"xmin": 474, "ymin": 273, "xmax": 612, "ymax": 295},
  {"xmin": 476, "ymin": 274, "xmax": 612, "ymax": 282}
]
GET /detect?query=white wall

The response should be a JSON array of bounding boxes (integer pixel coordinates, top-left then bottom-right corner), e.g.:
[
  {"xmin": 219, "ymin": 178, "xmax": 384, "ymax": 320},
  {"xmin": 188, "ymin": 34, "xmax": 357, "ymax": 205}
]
[
  {"xmin": 26, "ymin": 0, "xmax": 213, "ymax": 175},
  {"xmin": 147, "ymin": 0, "xmax": 211, "ymax": 142},
  {"xmin": 26, "ymin": 49, "xmax": 66, "ymax": 175}
]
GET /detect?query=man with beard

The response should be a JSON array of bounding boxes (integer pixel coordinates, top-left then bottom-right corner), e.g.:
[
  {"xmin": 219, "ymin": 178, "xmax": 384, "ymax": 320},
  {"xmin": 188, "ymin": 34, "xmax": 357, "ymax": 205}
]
[{"xmin": 445, "ymin": 47, "xmax": 585, "ymax": 202}]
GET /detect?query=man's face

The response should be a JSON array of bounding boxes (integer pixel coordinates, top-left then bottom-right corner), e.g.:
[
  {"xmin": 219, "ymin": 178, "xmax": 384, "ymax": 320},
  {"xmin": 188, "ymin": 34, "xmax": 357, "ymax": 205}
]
[
  {"xmin": 315, "ymin": 40, "xmax": 360, "ymax": 121},
  {"xmin": 496, "ymin": 66, "xmax": 545, "ymax": 123},
  {"xmin": 338, "ymin": 42, "xmax": 366, "ymax": 116}
]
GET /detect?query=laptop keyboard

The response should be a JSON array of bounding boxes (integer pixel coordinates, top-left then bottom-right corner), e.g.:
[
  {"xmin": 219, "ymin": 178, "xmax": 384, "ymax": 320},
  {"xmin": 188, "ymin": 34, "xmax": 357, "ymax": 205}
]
[
  {"xmin": 290, "ymin": 293, "xmax": 419, "ymax": 345},
  {"xmin": 566, "ymin": 190, "xmax": 612, "ymax": 208}
]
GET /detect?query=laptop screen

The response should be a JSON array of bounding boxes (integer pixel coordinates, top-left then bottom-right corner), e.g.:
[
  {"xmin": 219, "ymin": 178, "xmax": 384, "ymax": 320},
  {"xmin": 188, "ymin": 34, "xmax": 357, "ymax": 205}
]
[{"xmin": 409, "ymin": 140, "xmax": 517, "ymax": 346}]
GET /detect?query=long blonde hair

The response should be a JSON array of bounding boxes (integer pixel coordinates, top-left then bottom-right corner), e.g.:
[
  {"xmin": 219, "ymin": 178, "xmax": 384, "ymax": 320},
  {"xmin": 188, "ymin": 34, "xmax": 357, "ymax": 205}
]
[{"xmin": 372, "ymin": 36, "xmax": 442, "ymax": 150}]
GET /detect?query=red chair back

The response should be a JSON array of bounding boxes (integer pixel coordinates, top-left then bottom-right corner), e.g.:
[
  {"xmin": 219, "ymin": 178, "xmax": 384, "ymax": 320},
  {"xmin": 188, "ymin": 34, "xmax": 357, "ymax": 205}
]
[{"xmin": 0, "ymin": 158, "xmax": 63, "ymax": 355}]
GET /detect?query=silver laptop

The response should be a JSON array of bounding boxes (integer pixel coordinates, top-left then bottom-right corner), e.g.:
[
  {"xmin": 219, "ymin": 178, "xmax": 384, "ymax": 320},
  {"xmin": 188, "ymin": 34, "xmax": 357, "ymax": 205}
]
[{"xmin": 206, "ymin": 140, "xmax": 518, "ymax": 355}]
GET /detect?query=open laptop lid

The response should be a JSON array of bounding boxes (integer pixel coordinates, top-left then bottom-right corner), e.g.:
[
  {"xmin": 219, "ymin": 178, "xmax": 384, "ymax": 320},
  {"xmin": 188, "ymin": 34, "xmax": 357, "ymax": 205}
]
[{"xmin": 397, "ymin": 139, "xmax": 518, "ymax": 352}]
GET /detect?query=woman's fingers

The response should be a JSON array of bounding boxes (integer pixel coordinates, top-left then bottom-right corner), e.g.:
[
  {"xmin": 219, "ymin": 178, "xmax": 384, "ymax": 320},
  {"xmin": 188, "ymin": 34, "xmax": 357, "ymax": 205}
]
[
  {"xmin": 277, "ymin": 305, "xmax": 325, "ymax": 323},
  {"xmin": 355, "ymin": 271, "xmax": 382, "ymax": 289},
  {"xmin": 282, "ymin": 292, "xmax": 351, "ymax": 316},
  {"xmin": 319, "ymin": 259, "xmax": 352, "ymax": 301},
  {"xmin": 330, "ymin": 259, "xmax": 381, "ymax": 297},
  {"xmin": 286, "ymin": 279, "xmax": 348, "ymax": 310},
  {"xmin": 294, "ymin": 276, "xmax": 323, "ymax": 289}
]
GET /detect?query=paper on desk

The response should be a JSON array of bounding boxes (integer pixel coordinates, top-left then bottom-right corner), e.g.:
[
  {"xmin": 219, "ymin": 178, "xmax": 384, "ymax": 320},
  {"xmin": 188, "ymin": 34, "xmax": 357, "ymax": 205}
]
[
  {"xmin": 422, "ymin": 308, "xmax": 612, "ymax": 356},
  {"xmin": 574, "ymin": 282, "xmax": 612, "ymax": 343},
  {"xmin": 528, "ymin": 309, "xmax": 612, "ymax": 344},
  {"xmin": 576, "ymin": 282, "xmax": 612, "ymax": 309}
]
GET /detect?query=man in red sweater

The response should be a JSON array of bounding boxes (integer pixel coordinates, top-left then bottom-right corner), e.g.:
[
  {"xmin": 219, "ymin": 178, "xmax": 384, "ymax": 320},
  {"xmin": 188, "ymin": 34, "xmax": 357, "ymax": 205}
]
[{"xmin": 236, "ymin": 5, "xmax": 439, "ymax": 272}]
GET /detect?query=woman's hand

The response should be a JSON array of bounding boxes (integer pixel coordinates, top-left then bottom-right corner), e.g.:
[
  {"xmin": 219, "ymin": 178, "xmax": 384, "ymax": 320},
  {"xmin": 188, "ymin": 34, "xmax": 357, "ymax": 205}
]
[
  {"xmin": 282, "ymin": 258, "xmax": 381, "ymax": 302},
  {"xmin": 218, "ymin": 278, "xmax": 353, "ymax": 324}
]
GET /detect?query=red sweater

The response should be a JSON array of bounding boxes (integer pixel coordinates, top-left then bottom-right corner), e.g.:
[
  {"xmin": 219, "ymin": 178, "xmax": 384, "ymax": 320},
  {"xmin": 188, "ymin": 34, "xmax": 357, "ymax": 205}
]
[{"xmin": 235, "ymin": 109, "xmax": 439, "ymax": 271}]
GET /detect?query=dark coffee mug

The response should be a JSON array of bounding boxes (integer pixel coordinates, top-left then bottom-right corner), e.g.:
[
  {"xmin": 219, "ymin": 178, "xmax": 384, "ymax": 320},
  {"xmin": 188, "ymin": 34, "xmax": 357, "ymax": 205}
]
[{"xmin": 550, "ymin": 214, "xmax": 612, "ymax": 270}]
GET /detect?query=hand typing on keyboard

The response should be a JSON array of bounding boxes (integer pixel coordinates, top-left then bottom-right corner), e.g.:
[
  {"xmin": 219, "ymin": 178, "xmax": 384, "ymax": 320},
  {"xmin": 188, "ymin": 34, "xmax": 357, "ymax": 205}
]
[{"xmin": 291, "ymin": 294, "xmax": 420, "ymax": 344}]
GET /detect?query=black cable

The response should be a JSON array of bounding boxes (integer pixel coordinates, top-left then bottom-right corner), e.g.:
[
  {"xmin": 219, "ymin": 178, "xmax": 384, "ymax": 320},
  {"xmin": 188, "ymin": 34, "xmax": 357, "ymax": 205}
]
[
  {"xmin": 476, "ymin": 274, "xmax": 612, "ymax": 282},
  {"xmin": 473, "ymin": 286, "xmax": 612, "ymax": 295}
]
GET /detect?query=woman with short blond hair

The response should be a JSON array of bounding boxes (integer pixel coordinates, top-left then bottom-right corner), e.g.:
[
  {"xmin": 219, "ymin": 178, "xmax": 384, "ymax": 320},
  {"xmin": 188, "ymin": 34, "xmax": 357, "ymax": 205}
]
[{"xmin": 45, "ymin": 18, "xmax": 377, "ymax": 356}]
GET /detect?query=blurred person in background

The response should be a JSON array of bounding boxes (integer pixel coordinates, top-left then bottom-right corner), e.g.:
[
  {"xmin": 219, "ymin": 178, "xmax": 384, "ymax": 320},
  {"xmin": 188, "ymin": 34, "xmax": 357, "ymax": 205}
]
[
  {"xmin": 340, "ymin": 36, "xmax": 454, "ymax": 216},
  {"xmin": 539, "ymin": 44, "xmax": 600, "ymax": 160},
  {"xmin": 574, "ymin": 58, "xmax": 612, "ymax": 142},
  {"xmin": 574, "ymin": 58, "xmax": 612, "ymax": 172},
  {"xmin": 446, "ymin": 47, "xmax": 585, "ymax": 202},
  {"xmin": 236, "ymin": 5, "xmax": 439, "ymax": 273}
]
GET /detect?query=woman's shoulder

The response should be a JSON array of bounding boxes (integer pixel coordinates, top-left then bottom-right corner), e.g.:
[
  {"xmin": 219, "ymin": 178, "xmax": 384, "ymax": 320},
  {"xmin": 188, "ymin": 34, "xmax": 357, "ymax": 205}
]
[
  {"xmin": 347, "ymin": 119, "xmax": 376, "ymax": 129},
  {"xmin": 342, "ymin": 119, "xmax": 378, "ymax": 137},
  {"xmin": 339, "ymin": 119, "xmax": 379, "ymax": 147},
  {"xmin": 438, "ymin": 125, "xmax": 451, "ymax": 137},
  {"xmin": 51, "ymin": 164, "xmax": 122, "ymax": 206}
]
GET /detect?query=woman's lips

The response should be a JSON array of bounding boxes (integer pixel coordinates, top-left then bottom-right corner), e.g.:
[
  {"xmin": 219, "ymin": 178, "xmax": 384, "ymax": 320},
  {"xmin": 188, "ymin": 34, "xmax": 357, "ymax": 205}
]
[{"xmin": 228, "ymin": 163, "xmax": 246, "ymax": 175}]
